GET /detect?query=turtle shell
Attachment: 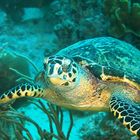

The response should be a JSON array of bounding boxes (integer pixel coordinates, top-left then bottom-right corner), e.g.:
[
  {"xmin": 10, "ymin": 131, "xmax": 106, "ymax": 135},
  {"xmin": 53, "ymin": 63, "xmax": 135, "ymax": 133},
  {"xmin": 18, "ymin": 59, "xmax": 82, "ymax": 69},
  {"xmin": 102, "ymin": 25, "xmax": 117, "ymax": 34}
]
[{"xmin": 56, "ymin": 37, "xmax": 140, "ymax": 84}]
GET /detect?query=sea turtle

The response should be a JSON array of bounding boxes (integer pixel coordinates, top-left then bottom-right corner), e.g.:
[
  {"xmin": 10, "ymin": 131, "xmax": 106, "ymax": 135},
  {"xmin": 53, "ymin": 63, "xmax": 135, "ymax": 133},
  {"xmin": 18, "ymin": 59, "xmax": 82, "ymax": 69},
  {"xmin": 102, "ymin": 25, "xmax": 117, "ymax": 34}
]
[{"xmin": 0, "ymin": 37, "xmax": 140, "ymax": 137}]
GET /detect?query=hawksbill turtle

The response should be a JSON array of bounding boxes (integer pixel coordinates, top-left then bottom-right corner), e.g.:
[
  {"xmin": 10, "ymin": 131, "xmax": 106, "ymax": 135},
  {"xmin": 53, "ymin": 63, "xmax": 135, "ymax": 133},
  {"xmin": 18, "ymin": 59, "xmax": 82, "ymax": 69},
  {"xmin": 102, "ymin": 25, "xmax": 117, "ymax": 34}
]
[{"xmin": 0, "ymin": 37, "xmax": 140, "ymax": 137}]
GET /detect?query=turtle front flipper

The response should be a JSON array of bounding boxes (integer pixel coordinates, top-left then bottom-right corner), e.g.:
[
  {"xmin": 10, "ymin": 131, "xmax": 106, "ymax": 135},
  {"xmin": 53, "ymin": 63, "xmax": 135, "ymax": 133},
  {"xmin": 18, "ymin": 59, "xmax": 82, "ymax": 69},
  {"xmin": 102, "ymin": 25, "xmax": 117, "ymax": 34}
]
[
  {"xmin": 0, "ymin": 83, "xmax": 44, "ymax": 104},
  {"xmin": 109, "ymin": 92, "xmax": 140, "ymax": 137}
]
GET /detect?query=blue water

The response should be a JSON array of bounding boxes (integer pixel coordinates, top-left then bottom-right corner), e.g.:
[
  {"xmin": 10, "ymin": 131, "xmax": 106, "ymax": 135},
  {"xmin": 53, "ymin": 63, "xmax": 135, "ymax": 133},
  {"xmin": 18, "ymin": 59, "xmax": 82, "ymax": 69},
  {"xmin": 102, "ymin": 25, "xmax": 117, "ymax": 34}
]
[{"xmin": 0, "ymin": 0, "xmax": 139, "ymax": 140}]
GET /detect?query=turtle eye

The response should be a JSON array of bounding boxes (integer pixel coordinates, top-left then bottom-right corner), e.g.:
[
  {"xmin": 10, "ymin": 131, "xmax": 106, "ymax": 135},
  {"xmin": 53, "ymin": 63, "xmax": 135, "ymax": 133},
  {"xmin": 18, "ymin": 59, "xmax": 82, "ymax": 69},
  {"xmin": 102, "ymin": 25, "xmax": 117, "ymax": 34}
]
[
  {"xmin": 62, "ymin": 63, "xmax": 71, "ymax": 72},
  {"xmin": 43, "ymin": 63, "xmax": 47, "ymax": 70}
]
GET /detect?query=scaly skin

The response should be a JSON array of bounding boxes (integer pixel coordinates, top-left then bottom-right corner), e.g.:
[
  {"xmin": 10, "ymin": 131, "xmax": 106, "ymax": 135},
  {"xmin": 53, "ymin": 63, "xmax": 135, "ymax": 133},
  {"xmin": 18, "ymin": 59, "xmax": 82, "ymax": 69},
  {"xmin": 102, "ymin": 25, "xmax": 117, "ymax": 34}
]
[
  {"xmin": 42, "ymin": 71, "xmax": 140, "ymax": 111},
  {"xmin": 0, "ymin": 63, "xmax": 139, "ymax": 111}
]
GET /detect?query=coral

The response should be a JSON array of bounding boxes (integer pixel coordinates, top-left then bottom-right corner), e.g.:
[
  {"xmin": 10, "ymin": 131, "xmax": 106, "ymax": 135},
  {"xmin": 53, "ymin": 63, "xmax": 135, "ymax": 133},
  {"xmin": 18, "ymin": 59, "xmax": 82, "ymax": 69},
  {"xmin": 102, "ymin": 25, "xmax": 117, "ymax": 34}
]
[
  {"xmin": 54, "ymin": 19, "xmax": 77, "ymax": 47},
  {"xmin": 50, "ymin": 0, "xmax": 109, "ymax": 47},
  {"xmin": 79, "ymin": 112, "xmax": 137, "ymax": 140},
  {"xmin": 104, "ymin": 0, "xmax": 140, "ymax": 38}
]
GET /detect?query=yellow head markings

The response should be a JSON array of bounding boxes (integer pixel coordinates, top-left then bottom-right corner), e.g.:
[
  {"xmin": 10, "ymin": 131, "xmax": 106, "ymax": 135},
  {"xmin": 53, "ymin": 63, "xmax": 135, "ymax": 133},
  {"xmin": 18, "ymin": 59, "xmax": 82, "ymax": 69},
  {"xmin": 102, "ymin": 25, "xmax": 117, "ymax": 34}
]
[
  {"xmin": 49, "ymin": 77, "xmax": 65, "ymax": 85},
  {"xmin": 44, "ymin": 56, "xmax": 78, "ymax": 87}
]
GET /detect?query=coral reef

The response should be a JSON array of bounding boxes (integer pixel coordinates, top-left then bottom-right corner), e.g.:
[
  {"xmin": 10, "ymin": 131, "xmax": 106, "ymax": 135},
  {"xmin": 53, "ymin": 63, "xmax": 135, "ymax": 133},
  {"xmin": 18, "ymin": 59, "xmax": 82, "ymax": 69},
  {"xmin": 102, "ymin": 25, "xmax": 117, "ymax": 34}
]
[
  {"xmin": 49, "ymin": 0, "xmax": 109, "ymax": 48},
  {"xmin": 79, "ymin": 112, "xmax": 137, "ymax": 140},
  {"xmin": 43, "ymin": 0, "xmax": 140, "ymax": 49},
  {"xmin": 104, "ymin": 0, "xmax": 140, "ymax": 38},
  {"xmin": 1, "ymin": 0, "xmax": 140, "ymax": 49}
]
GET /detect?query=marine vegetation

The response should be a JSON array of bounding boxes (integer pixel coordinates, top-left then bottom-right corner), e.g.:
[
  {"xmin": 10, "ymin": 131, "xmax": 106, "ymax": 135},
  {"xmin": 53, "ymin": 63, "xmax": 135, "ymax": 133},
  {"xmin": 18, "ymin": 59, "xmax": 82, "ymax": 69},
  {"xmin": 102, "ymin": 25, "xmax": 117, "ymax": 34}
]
[
  {"xmin": 29, "ymin": 100, "xmax": 73, "ymax": 140},
  {"xmin": 0, "ymin": 37, "xmax": 140, "ymax": 138},
  {"xmin": 0, "ymin": 100, "xmax": 73, "ymax": 140},
  {"xmin": 104, "ymin": 0, "xmax": 140, "ymax": 38},
  {"xmin": 0, "ymin": 48, "xmax": 30, "ymax": 94}
]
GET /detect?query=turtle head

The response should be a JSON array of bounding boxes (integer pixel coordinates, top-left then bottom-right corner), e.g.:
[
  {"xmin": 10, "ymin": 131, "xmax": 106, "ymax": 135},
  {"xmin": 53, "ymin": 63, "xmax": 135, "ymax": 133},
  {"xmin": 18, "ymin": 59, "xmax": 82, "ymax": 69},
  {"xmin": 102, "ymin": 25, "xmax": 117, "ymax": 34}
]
[
  {"xmin": 44, "ymin": 56, "xmax": 78, "ymax": 90},
  {"xmin": 43, "ymin": 55, "xmax": 107, "ymax": 111}
]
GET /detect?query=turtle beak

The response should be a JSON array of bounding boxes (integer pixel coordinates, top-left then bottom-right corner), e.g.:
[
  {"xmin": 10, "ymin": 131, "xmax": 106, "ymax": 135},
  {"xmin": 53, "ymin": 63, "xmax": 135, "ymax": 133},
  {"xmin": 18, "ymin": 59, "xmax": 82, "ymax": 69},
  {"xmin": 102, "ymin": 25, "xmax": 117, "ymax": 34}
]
[{"xmin": 49, "ymin": 77, "xmax": 66, "ymax": 85}]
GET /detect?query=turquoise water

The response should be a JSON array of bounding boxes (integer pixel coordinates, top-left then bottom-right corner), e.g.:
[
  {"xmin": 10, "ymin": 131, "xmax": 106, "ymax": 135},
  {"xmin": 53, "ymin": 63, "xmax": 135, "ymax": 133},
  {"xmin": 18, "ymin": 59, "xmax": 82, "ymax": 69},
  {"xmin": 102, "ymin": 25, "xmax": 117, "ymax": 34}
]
[{"xmin": 0, "ymin": 0, "xmax": 140, "ymax": 140}]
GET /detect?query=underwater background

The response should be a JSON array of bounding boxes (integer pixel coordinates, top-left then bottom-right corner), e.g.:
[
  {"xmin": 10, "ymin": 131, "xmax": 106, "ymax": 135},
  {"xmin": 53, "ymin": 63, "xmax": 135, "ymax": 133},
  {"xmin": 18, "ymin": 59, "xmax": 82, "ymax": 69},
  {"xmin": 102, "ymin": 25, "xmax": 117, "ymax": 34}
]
[{"xmin": 0, "ymin": 0, "xmax": 140, "ymax": 140}]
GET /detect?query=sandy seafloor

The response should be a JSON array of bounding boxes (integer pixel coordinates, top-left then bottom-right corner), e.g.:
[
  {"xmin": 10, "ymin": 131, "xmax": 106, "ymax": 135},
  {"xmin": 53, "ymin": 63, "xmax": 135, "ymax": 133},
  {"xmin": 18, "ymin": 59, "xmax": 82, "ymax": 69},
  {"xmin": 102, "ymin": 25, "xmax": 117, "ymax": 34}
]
[{"xmin": 0, "ymin": 8, "xmax": 139, "ymax": 140}]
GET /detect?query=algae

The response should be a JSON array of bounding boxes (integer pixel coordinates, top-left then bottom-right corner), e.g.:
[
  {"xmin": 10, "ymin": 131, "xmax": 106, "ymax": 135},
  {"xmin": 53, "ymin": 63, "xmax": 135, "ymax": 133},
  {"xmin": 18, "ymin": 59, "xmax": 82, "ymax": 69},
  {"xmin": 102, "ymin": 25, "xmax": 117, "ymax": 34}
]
[{"xmin": 104, "ymin": 0, "xmax": 140, "ymax": 37}]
